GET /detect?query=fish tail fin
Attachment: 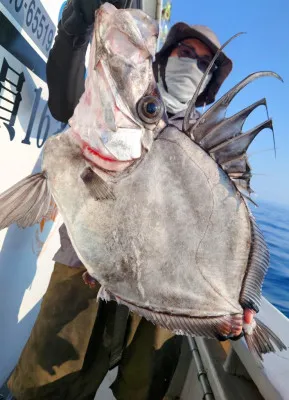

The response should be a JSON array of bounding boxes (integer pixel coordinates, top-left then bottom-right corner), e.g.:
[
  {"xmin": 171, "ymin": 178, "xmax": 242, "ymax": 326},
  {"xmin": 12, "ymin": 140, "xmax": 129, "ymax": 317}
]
[
  {"xmin": 244, "ymin": 317, "xmax": 286, "ymax": 360},
  {"xmin": 0, "ymin": 172, "xmax": 53, "ymax": 229}
]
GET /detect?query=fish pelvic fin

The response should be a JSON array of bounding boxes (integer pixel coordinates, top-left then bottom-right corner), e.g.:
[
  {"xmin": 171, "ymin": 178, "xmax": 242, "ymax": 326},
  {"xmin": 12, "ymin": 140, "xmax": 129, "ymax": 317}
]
[
  {"xmin": 188, "ymin": 71, "xmax": 282, "ymax": 201},
  {"xmin": 244, "ymin": 318, "xmax": 286, "ymax": 360},
  {"xmin": 0, "ymin": 172, "xmax": 53, "ymax": 229},
  {"xmin": 80, "ymin": 167, "xmax": 115, "ymax": 201}
]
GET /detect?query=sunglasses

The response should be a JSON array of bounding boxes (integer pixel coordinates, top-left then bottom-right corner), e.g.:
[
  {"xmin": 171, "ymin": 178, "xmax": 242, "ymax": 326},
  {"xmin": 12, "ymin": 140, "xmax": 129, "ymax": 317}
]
[{"xmin": 176, "ymin": 42, "xmax": 217, "ymax": 73}]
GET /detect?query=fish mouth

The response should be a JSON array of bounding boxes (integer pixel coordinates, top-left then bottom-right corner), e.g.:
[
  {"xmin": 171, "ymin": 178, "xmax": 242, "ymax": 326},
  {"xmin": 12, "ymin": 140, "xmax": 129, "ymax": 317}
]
[
  {"xmin": 83, "ymin": 142, "xmax": 138, "ymax": 172},
  {"xmin": 72, "ymin": 131, "xmax": 142, "ymax": 172},
  {"xmin": 84, "ymin": 143, "xmax": 123, "ymax": 163}
]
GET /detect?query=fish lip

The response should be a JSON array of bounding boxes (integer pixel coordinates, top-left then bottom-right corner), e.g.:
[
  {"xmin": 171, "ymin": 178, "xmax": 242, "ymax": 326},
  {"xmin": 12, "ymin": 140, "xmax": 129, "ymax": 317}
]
[
  {"xmin": 84, "ymin": 143, "xmax": 120, "ymax": 162},
  {"xmin": 71, "ymin": 130, "xmax": 141, "ymax": 164}
]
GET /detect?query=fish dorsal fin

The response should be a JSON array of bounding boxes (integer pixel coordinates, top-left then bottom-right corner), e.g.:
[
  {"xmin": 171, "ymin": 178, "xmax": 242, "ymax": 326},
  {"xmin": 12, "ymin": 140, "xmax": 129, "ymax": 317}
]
[
  {"xmin": 0, "ymin": 172, "xmax": 53, "ymax": 229},
  {"xmin": 198, "ymin": 98, "xmax": 267, "ymax": 150},
  {"xmin": 190, "ymin": 72, "xmax": 281, "ymax": 141},
  {"xmin": 210, "ymin": 119, "xmax": 273, "ymax": 165},
  {"xmin": 188, "ymin": 71, "xmax": 282, "ymax": 201}
]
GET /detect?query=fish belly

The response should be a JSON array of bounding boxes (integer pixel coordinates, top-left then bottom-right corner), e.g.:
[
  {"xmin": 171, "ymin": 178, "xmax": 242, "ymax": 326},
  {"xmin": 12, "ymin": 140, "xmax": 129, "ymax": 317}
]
[{"xmin": 43, "ymin": 127, "xmax": 251, "ymax": 318}]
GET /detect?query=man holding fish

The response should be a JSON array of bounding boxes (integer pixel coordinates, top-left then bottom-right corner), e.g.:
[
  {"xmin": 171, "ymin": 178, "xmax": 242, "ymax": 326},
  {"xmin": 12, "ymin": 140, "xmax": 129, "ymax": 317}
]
[{"xmin": 6, "ymin": 1, "xmax": 278, "ymax": 400}]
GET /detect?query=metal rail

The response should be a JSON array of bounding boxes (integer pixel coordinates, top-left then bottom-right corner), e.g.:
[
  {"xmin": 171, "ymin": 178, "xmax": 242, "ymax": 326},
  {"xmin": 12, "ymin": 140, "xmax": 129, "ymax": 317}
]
[{"xmin": 188, "ymin": 337, "xmax": 215, "ymax": 400}]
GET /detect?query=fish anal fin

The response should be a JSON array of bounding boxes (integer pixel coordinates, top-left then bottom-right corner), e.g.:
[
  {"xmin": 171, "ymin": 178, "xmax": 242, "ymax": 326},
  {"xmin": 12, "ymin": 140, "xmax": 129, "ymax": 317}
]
[
  {"xmin": 99, "ymin": 290, "xmax": 286, "ymax": 359},
  {"xmin": 99, "ymin": 288, "xmax": 242, "ymax": 340},
  {"xmin": 80, "ymin": 167, "xmax": 115, "ymax": 201},
  {"xmin": 0, "ymin": 172, "xmax": 53, "ymax": 229}
]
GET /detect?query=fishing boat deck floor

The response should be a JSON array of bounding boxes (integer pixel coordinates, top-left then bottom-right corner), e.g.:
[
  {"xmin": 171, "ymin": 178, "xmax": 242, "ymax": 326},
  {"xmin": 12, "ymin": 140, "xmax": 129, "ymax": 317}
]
[
  {"xmin": 94, "ymin": 337, "xmax": 265, "ymax": 400},
  {"xmin": 94, "ymin": 368, "xmax": 118, "ymax": 400},
  {"xmin": 0, "ymin": 338, "xmax": 264, "ymax": 400}
]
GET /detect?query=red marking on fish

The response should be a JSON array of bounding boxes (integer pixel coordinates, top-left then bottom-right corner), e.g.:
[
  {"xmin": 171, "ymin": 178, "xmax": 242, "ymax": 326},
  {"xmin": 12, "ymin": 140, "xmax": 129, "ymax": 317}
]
[{"xmin": 83, "ymin": 143, "xmax": 119, "ymax": 162}]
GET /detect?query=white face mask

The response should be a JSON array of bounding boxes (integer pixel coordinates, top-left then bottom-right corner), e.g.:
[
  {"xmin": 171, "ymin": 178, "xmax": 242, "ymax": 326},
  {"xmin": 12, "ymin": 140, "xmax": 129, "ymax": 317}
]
[{"xmin": 158, "ymin": 57, "xmax": 212, "ymax": 115}]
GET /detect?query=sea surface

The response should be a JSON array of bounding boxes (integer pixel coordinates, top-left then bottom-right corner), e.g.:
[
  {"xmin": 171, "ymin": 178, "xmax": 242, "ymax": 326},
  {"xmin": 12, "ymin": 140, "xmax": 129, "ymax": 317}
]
[{"xmin": 252, "ymin": 200, "xmax": 289, "ymax": 318}]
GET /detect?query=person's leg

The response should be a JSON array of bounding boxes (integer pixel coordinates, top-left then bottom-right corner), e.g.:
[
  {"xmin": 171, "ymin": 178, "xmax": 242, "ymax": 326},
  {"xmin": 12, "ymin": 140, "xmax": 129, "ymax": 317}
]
[
  {"xmin": 7, "ymin": 262, "xmax": 109, "ymax": 400},
  {"xmin": 110, "ymin": 314, "xmax": 182, "ymax": 400},
  {"xmin": 146, "ymin": 331, "xmax": 183, "ymax": 400},
  {"xmin": 66, "ymin": 299, "xmax": 120, "ymax": 400}
]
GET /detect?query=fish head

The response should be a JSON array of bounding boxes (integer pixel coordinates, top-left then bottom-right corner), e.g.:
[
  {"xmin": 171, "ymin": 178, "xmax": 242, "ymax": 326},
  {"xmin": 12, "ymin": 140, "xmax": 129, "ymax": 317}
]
[{"xmin": 69, "ymin": 3, "xmax": 167, "ymax": 172}]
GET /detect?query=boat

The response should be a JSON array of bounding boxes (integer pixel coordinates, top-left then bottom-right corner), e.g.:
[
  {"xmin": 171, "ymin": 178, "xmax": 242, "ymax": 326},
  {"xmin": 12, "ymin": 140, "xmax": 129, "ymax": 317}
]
[{"xmin": 0, "ymin": 1, "xmax": 288, "ymax": 399}]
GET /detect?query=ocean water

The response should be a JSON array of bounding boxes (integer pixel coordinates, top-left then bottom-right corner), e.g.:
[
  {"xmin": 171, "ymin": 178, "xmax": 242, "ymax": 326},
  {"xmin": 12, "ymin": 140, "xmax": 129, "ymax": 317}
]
[{"xmin": 252, "ymin": 201, "xmax": 289, "ymax": 318}]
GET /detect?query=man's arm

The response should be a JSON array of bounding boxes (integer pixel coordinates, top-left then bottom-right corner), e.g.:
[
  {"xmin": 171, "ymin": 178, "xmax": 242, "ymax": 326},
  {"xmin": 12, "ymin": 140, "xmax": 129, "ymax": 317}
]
[{"xmin": 47, "ymin": 0, "xmax": 128, "ymax": 123}]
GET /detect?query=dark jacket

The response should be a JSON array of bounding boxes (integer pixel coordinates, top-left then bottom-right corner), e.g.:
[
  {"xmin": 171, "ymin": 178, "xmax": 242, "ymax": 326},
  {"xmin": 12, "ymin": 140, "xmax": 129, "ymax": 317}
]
[
  {"xmin": 46, "ymin": 21, "xmax": 90, "ymax": 123},
  {"xmin": 47, "ymin": 0, "xmax": 127, "ymax": 123}
]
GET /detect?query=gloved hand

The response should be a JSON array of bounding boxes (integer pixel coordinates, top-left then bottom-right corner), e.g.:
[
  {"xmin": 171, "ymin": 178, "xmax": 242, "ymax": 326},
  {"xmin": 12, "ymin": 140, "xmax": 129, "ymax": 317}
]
[
  {"xmin": 72, "ymin": 0, "xmax": 129, "ymax": 25},
  {"xmin": 82, "ymin": 271, "xmax": 98, "ymax": 288},
  {"xmin": 62, "ymin": 0, "xmax": 129, "ymax": 36}
]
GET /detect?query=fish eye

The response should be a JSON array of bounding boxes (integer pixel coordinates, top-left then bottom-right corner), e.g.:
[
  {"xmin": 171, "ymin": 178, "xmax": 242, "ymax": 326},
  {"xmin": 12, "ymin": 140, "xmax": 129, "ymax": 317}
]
[{"xmin": 137, "ymin": 96, "xmax": 164, "ymax": 124}]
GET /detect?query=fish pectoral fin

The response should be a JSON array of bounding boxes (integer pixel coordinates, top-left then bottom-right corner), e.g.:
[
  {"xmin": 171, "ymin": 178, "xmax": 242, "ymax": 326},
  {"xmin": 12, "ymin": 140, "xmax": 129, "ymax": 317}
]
[
  {"xmin": 0, "ymin": 172, "xmax": 53, "ymax": 229},
  {"xmin": 80, "ymin": 167, "xmax": 115, "ymax": 201}
]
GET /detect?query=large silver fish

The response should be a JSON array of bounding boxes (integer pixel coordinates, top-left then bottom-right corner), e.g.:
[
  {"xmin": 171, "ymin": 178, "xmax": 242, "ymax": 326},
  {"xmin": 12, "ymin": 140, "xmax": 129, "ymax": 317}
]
[{"xmin": 0, "ymin": 3, "xmax": 286, "ymax": 359}]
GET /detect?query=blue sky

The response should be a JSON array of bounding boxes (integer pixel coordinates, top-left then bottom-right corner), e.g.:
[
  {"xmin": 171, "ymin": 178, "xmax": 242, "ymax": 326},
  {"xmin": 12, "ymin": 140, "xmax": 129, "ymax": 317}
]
[{"xmin": 170, "ymin": 0, "xmax": 289, "ymax": 207}]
